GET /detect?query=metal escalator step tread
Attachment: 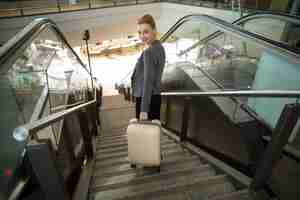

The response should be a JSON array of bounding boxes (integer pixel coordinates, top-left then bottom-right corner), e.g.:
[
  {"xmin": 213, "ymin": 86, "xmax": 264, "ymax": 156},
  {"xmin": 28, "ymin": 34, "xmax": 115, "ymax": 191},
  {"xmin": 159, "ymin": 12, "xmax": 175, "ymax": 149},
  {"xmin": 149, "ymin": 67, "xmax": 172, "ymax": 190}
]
[
  {"xmin": 90, "ymin": 174, "xmax": 231, "ymax": 200},
  {"xmin": 98, "ymin": 132, "xmax": 169, "ymax": 140},
  {"xmin": 94, "ymin": 148, "xmax": 193, "ymax": 169},
  {"xmin": 101, "ymin": 127, "xmax": 128, "ymax": 133},
  {"xmin": 142, "ymin": 181, "xmax": 236, "ymax": 200},
  {"xmin": 98, "ymin": 133, "xmax": 169, "ymax": 141},
  {"xmin": 97, "ymin": 137, "xmax": 169, "ymax": 145},
  {"xmin": 98, "ymin": 136, "xmax": 171, "ymax": 143},
  {"xmin": 93, "ymin": 156, "xmax": 205, "ymax": 182},
  {"xmin": 99, "ymin": 134, "xmax": 127, "ymax": 140},
  {"xmin": 95, "ymin": 146, "xmax": 191, "ymax": 164},
  {"xmin": 97, "ymin": 134, "xmax": 127, "ymax": 140},
  {"xmin": 207, "ymin": 189, "xmax": 251, "ymax": 200},
  {"xmin": 97, "ymin": 136, "xmax": 170, "ymax": 146},
  {"xmin": 96, "ymin": 141, "xmax": 177, "ymax": 155},
  {"xmin": 99, "ymin": 132, "xmax": 127, "ymax": 138},
  {"xmin": 101, "ymin": 129, "xmax": 126, "ymax": 134},
  {"xmin": 187, "ymin": 181, "xmax": 236, "ymax": 200},
  {"xmin": 90, "ymin": 164, "xmax": 214, "ymax": 192},
  {"xmin": 93, "ymin": 155, "xmax": 201, "ymax": 178},
  {"xmin": 97, "ymin": 129, "xmax": 167, "ymax": 140},
  {"xmin": 96, "ymin": 143, "xmax": 179, "ymax": 160},
  {"xmin": 96, "ymin": 138, "xmax": 174, "ymax": 150},
  {"xmin": 135, "ymin": 192, "xmax": 190, "ymax": 200}
]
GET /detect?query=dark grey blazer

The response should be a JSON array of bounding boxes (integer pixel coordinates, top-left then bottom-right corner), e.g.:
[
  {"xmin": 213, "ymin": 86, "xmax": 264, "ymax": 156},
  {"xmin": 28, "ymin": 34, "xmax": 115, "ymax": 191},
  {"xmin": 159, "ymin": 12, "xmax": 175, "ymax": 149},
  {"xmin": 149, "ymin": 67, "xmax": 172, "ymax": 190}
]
[{"xmin": 131, "ymin": 40, "xmax": 166, "ymax": 112}]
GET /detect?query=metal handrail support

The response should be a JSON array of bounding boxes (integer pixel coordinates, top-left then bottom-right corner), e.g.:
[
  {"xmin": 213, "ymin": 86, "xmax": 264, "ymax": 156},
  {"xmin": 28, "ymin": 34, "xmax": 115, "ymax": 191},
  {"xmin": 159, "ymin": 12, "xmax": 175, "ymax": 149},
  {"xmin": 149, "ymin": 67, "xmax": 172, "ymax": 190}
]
[
  {"xmin": 162, "ymin": 90, "xmax": 300, "ymax": 190},
  {"xmin": 21, "ymin": 98, "xmax": 96, "ymax": 135},
  {"xmin": 162, "ymin": 90, "xmax": 300, "ymax": 129},
  {"xmin": 180, "ymin": 97, "xmax": 191, "ymax": 141},
  {"xmin": 250, "ymin": 103, "xmax": 300, "ymax": 191},
  {"xmin": 161, "ymin": 90, "xmax": 300, "ymax": 98},
  {"xmin": 20, "ymin": 87, "xmax": 97, "ymax": 135}
]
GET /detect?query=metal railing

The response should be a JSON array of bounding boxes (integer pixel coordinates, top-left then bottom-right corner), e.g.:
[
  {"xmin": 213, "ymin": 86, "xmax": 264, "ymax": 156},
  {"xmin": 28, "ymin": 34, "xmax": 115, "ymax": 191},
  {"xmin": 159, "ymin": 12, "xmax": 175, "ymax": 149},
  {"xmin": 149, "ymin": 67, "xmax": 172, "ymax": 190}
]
[
  {"xmin": 23, "ymin": 93, "xmax": 96, "ymax": 135},
  {"xmin": 161, "ymin": 90, "xmax": 300, "ymax": 98},
  {"xmin": 161, "ymin": 89, "xmax": 300, "ymax": 190}
]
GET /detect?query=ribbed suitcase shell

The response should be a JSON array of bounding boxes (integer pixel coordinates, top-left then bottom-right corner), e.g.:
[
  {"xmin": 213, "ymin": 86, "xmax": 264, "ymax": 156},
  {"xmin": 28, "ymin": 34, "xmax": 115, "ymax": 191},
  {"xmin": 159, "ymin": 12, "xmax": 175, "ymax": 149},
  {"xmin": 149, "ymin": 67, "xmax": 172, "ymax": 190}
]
[{"xmin": 127, "ymin": 120, "xmax": 161, "ymax": 167}]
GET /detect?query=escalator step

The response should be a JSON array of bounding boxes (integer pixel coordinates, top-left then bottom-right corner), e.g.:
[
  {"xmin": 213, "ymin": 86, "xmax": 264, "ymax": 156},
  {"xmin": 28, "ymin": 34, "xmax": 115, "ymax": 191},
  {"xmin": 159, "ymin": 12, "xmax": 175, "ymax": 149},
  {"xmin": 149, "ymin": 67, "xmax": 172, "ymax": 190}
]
[
  {"xmin": 98, "ymin": 133, "xmax": 169, "ymax": 142},
  {"xmin": 90, "ymin": 164, "xmax": 214, "ymax": 192},
  {"xmin": 92, "ymin": 155, "xmax": 201, "ymax": 178},
  {"xmin": 96, "ymin": 138, "xmax": 175, "ymax": 153},
  {"xmin": 101, "ymin": 127, "xmax": 127, "ymax": 133},
  {"xmin": 92, "ymin": 156, "xmax": 203, "ymax": 180},
  {"xmin": 100, "ymin": 132, "xmax": 127, "ymax": 138},
  {"xmin": 96, "ymin": 140, "xmax": 177, "ymax": 155},
  {"xmin": 95, "ymin": 146, "xmax": 191, "ymax": 165},
  {"xmin": 90, "ymin": 174, "xmax": 233, "ymax": 200},
  {"xmin": 207, "ymin": 189, "xmax": 251, "ymax": 200},
  {"xmin": 99, "ymin": 129, "xmax": 167, "ymax": 136},
  {"xmin": 99, "ymin": 132, "xmax": 127, "ymax": 139},
  {"xmin": 97, "ymin": 134, "xmax": 127, "ymax": 140},
  {"xmin": 96, "ymin": 143, "xmax": 179, "ymax": 160},
  {"xmin": 96, "ymin": 138, "xmax": 174, "ymax": 150},
  {"xmin": 97, "ymin": 135, "xmax": 170, "ymax": 146},
  {"xmin": 94, "ymin": 148, "xmax": 193, "ymax": 169}
]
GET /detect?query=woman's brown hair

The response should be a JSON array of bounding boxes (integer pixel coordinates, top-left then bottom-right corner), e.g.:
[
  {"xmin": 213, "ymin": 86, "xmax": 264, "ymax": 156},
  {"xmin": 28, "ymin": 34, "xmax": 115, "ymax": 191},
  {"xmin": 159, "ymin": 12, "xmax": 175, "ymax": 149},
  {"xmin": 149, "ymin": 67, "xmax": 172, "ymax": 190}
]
[{"xmin": 137, "ymin": 14, "xmax": 156, "ymax": 30}]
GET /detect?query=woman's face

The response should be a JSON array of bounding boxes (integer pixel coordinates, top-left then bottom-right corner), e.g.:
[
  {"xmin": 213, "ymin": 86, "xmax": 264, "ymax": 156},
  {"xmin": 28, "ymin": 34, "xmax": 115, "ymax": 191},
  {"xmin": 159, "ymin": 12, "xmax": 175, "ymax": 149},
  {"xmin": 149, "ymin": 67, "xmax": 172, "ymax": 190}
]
[{"xmin": 137, "ymin": 23, "xmax": 156, "ymax": 45}]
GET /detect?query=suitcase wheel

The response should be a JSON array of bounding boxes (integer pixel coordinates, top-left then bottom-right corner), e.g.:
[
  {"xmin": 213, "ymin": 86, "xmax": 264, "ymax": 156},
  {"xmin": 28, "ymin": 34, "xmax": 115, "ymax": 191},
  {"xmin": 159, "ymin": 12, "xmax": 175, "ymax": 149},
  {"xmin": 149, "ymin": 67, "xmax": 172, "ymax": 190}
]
[
  {"xmin": 130, "ymin": 164, "xmax": 137, "ymax": 168},
  {"xmin": 156, "ymin": 166, "xmax": 161, "ymax": 173}
]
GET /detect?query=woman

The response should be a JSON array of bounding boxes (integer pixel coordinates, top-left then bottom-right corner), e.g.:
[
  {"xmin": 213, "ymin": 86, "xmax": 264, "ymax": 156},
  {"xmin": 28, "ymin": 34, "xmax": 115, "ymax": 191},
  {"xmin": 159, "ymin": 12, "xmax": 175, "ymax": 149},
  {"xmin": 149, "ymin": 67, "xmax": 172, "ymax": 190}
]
[{"xmin": 131, "ymin": 14, "xmax": 166, "ymax": 121}]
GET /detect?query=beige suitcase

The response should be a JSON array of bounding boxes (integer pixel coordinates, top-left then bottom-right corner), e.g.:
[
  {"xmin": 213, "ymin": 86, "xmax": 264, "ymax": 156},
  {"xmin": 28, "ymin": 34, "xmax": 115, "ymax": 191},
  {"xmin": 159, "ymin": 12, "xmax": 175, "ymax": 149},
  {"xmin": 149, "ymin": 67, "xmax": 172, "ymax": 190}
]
[{"xmin": 127, "ymin": 119, "xmax": 161, "ymax": 168}]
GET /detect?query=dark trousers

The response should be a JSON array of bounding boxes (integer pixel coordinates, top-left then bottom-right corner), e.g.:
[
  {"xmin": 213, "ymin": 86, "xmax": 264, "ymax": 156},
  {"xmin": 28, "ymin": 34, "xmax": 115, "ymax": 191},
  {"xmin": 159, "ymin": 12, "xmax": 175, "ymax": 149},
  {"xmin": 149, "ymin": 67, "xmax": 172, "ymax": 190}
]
[{"xmin": 135, "ymin": 95, "xmax": 161, "ymax": 120}]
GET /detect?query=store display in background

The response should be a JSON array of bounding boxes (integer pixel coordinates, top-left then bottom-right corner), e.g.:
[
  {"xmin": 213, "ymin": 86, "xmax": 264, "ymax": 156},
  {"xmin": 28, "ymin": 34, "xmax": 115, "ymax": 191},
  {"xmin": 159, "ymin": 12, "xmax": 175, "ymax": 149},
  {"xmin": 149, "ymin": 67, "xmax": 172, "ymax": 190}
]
[{"xmin": 80, "ymin": 36, "xmax": 145, "ymax": 57}]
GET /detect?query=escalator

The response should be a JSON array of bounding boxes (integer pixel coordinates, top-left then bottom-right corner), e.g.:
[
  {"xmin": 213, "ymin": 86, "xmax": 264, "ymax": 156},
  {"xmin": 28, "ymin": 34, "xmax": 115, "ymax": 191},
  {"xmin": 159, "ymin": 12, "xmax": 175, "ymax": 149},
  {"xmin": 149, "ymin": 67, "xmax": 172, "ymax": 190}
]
[
  {"xmin": 89, "ymin": 125, "xmax": 251, "ymax": 200},
  {"xmin": 159, "ymin": 12, "xmax": 300, "ymax": 199},
  {"xmin": 1, "ymin": 12, "xmax": 300, "ymax": 200}
]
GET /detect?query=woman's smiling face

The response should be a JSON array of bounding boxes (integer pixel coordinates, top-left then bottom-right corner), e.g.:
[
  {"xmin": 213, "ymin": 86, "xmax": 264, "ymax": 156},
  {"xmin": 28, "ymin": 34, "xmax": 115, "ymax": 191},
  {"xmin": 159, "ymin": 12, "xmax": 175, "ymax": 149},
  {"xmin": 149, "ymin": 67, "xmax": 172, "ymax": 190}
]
[{"xmin": 137, "ymin": 23, "xmax": 156, "ymax": 45}]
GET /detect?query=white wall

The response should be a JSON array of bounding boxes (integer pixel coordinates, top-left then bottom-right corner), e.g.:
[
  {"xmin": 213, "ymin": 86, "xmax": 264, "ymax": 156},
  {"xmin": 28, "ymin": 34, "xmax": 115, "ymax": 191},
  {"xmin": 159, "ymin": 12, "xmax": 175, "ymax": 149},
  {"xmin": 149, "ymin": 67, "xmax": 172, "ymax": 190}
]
[{"xmin": 0, "ymin": 2, "xmax": 241, "ymax": 46}]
